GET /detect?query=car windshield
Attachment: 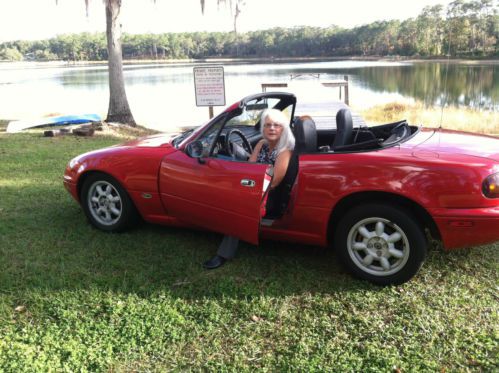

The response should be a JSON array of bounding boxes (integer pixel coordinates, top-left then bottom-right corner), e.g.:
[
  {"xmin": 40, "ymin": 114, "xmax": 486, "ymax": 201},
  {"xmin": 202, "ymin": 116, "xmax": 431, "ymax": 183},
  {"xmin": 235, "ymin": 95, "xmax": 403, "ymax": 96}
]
[{"xmin": 172, "ymin": 128, "xmax": 195, "ymax": 148}]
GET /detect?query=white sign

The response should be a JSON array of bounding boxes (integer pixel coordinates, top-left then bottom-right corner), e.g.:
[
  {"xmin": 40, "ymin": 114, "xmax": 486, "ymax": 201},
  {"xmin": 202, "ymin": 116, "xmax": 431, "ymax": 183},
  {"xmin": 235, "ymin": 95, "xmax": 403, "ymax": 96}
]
[{"xmin": 193, "ymin": 66, "xmax": 226, "ymax": 107}]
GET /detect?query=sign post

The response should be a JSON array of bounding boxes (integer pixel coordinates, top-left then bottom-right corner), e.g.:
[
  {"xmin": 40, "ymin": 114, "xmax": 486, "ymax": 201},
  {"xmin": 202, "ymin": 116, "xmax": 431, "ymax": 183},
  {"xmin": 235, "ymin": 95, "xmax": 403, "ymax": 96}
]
[{"xmin": 193, "ymin": 66, "xmax": 226, "ymax": 119}]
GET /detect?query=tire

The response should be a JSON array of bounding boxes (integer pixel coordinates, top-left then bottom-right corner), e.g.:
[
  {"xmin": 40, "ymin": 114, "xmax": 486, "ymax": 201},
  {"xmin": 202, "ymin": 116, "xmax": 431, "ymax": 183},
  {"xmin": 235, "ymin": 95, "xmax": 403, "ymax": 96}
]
[
  {"xmin": 334, "ymin": 203, "xmax": 427, "ymax": 285},
  {"xmin": 80, "ymin": 172, "xmax": 139, "ymax": 232}
]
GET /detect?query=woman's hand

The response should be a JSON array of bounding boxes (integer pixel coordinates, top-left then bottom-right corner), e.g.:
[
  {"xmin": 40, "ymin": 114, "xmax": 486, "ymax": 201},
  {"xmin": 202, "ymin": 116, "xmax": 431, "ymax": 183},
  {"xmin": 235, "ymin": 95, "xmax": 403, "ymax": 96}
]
[{"xmin": 249, "ymin": 139, "xmax": 265, "ymax": 163}]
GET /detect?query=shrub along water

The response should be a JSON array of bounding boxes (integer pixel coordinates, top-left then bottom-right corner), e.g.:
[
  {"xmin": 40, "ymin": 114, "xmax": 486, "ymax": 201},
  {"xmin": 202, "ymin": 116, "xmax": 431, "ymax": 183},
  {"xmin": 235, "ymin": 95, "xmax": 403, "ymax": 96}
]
[
  {"xmin": 360, "ymin": 102, "xmax": 499, "ymax": 135},
  {"xmin": 0, "ymin": 120, "xmax": 497, "ymax": 371}
]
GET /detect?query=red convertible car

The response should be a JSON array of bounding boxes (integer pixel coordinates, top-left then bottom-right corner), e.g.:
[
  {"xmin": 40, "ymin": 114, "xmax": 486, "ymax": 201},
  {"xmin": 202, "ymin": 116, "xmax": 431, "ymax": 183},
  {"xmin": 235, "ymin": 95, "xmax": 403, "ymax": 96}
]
[{"xmin": 64, "ymin": 92, "xmax": 499, "ymax": 285}]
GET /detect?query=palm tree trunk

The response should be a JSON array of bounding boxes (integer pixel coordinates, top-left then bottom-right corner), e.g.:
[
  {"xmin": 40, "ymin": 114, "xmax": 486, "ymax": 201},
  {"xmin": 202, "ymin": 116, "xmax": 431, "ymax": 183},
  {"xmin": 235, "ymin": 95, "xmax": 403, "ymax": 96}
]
[{"xmin": 105, "ymin": 0, "xmax": 135, "ymax": 125}]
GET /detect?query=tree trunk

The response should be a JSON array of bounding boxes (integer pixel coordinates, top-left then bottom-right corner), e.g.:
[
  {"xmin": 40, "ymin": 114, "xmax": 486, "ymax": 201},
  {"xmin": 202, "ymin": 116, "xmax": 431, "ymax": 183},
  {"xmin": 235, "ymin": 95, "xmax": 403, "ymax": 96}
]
[{"xmin": 105, "ymin": 0, "xmax": 135, "ymax": 125}]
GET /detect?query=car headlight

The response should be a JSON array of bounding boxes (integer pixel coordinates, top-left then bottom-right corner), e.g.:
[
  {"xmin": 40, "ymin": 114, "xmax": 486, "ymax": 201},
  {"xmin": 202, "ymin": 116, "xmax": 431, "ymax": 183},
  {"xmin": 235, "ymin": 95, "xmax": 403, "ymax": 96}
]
[
  {"xmin": 68, "ymin": 157, "xmax": 79, "ymax": 169},
  {"xmin": 482, "ymin": 172, "xmax": 499, "ymax": 198}
]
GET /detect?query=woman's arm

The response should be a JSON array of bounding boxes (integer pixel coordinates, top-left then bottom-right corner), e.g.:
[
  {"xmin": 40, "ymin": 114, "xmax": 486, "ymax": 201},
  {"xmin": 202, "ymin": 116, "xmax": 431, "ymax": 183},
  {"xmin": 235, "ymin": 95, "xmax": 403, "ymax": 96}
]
[
  {"xmin": 249, "ymin": 139, "xmax": 265, "ymax": 163},
  {"xmin": 271, "ymin": 149, "xmax": 292, "ymax": 188}
]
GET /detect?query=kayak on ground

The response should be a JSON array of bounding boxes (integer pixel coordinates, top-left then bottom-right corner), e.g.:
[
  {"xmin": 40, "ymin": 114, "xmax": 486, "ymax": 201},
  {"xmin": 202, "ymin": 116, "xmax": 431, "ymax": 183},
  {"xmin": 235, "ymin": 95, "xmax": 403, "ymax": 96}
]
[{"xmin": 6, "ymin": 114, "xmax": 101, "ymax": 133}]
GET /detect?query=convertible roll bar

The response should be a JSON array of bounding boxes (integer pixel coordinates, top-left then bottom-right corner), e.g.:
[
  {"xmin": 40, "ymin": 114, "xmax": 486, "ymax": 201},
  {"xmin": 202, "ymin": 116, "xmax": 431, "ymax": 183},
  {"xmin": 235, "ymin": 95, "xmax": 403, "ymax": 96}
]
[{"xmin": 239, "ymin": 92, "xmax": 296, "ymax": 108}]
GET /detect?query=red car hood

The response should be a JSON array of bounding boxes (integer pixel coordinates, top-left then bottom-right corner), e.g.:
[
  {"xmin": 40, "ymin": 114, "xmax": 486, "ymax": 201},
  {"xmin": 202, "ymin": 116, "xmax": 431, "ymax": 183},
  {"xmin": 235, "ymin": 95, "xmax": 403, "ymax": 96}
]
[
  {"xmin": 71, "ymin": 133, "xmax": 176, "ymax": 163},
  {"xmin": 121, "ymin": 133, "xmax": 176, "ymax": 148},
  {"xmin": 414, "ymin": 128, "xmax": 499, "ymax": 162}
]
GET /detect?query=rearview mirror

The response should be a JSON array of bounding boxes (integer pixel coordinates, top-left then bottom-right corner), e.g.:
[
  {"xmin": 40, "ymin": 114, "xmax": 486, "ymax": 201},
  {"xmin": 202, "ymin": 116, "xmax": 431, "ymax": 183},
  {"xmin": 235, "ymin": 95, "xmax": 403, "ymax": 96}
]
[{"xmin": 246, "ymin": 103, "xmax": 268, "ymax": 111}]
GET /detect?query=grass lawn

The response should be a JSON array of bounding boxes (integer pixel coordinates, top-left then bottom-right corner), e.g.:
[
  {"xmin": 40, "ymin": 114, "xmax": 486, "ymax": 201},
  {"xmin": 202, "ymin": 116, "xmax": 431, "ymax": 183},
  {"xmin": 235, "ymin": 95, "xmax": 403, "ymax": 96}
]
[{"xmin": 0, "ymin": 120, "xmax": 497, "ymax": 371}]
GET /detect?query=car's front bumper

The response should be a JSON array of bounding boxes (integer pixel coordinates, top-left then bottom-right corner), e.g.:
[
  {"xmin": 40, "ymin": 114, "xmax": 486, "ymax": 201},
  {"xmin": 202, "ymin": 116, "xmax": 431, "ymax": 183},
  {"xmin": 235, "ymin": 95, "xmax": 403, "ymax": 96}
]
[
  {"xmin": 430, "ymin": 206, "xmax": 499, "ymax": 249},
  {"xmin": 63, "ymin": 171, "xmax": 79, "ymax": 202}
]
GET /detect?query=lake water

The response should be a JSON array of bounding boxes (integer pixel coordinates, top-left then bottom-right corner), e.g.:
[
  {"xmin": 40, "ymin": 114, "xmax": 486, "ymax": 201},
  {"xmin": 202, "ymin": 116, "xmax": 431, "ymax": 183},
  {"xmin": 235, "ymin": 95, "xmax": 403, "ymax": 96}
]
[{"xmin": 0, "ymin": 60, "xmax": 497, "ymax": 131}]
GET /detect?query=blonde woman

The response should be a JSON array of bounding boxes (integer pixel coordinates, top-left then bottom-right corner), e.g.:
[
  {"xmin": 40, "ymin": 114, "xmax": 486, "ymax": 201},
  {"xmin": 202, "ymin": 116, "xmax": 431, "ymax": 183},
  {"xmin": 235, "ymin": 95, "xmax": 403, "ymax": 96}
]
[{"xmin": 203, "ymin": 109, "xmax": 295, "ymax": 269}]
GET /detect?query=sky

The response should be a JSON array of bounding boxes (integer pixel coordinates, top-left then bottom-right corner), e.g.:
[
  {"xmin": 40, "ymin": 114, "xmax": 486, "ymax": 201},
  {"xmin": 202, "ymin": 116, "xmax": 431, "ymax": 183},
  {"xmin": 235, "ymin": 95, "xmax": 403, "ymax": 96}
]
[{"xmin": 0, "ymin": 0, "xmax": 455, "ymax": 42}]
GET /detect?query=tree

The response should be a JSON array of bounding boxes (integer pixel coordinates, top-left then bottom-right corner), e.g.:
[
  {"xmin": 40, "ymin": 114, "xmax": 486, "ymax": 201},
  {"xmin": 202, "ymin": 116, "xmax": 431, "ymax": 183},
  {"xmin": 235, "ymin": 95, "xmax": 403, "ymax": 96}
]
[
  {"xmin": 57, "ymin": 0, "xmax": 135, "ymax": 124},
  {"xmin": 469, "ymin": 0, "xmax": 498, "ymax": 55},
  {"xmin": 104, "ymin": 0, "xmax": 135, "ymax": 124},
  {"xmin": 58, "ymin": 0, "xmax": 227, "ymax": 125},
  {"xmin": 446, "ymin": 0, "xmax": 472, "ymax": 55},
  {"xmin": 416, "ymin": 5, "xmax": 444, "ymax": 56},
  {"xmin": 231, "ymin": 0, "xmax": 245, "ymax": 35}
]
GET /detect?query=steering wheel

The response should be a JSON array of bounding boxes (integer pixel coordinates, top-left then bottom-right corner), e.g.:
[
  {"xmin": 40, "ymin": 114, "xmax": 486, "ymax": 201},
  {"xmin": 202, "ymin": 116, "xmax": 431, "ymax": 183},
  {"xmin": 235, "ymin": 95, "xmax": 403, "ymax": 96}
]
[{"xmin": 226, "ymin": 129, "xmax": 253, "ymax": 158}]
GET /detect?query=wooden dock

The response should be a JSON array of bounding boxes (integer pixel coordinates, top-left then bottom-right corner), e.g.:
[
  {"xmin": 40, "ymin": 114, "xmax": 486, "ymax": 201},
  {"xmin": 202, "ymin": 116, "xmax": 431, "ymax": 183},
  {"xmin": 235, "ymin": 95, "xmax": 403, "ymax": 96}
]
[
  {"xmin": 295, "ymin": 102, "xmax": 366, "ymax": 130},
  {"xmin": 261, "ymin": 82, "xmax": 288, "ymax": 92},
  {"xmin": 262, "ymin": 75, "xmax": 349, "ymax": 105},
  {"xmin": 261, "ymin": 75, "xmax": 365, "ymax": 129}
]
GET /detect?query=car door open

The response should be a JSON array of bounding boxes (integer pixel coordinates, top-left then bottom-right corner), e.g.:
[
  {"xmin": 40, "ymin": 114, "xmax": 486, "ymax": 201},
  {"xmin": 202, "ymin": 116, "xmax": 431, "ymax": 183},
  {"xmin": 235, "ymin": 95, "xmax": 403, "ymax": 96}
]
[
  {"xmin": 159, "ymin": 93, "xmax": 296, "ymax": 245},
  {"xmin": 159, "ymin": 151, "xmax": 269, "ymax": 244}
]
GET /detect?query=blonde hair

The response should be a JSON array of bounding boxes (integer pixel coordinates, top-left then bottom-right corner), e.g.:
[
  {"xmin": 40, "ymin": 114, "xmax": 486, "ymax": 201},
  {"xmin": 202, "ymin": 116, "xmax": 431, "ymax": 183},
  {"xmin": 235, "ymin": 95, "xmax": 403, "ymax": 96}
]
[{"xmin": 260, "ymin": 108, "xmax": 295, "ymax": 154}]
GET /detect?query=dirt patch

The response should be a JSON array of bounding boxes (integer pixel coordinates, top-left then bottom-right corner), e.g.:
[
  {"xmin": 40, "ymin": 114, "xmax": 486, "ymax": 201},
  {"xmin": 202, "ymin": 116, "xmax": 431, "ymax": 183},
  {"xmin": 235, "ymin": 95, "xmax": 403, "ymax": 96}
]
[
  {"xmin": 95, "ymin": 122, "xmax": 162, "ymax": 139},
  {"xmin": 1, "ymin": 120, "xmax": 164, "ymax": 139}
]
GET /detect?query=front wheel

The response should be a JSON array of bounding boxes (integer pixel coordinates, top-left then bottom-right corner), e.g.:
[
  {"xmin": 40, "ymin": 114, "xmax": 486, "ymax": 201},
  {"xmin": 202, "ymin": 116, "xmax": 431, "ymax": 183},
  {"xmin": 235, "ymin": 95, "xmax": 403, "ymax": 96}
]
[
  {"xmin": 80, "ymin": 172, "xmax": 139, "ymax": 232},
  {"xmin": 334, "ymin": 203, "xmax": 427, "ymax": 285}
]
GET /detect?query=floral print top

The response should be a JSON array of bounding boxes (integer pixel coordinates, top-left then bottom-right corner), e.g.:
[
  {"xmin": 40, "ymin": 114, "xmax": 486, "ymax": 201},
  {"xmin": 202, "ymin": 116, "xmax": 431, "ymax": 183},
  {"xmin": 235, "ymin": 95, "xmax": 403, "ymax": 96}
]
[{"xmin": 256, "ymin": 142, "xmax": 278, "ymax": 165}]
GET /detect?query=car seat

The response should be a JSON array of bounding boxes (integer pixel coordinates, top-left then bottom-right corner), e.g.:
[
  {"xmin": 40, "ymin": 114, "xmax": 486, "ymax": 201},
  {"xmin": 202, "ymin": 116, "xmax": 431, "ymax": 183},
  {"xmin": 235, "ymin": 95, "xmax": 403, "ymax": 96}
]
[
  {"xmin": 332, "ymin": 109, "xmax": 353, "ymax": 149},
  {"xmin": 294, "ymin": 116, "xmax": 318, "ymax": 153}
]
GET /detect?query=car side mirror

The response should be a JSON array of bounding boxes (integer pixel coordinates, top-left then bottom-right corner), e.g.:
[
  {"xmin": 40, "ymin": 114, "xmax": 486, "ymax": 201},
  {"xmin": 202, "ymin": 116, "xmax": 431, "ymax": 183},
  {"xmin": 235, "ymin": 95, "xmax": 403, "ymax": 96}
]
[
  {"xmin": 185, "ymin": 140, "xmax": 206, "ymax": 164},
  {"xmin": 186, "ymin": 140, "xmax": 203, "ymax": 158}
]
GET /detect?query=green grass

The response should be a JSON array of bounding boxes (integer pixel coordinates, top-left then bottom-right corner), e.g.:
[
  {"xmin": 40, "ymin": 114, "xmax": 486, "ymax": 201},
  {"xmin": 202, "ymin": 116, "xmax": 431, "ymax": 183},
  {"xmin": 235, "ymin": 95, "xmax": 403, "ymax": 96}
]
[{"xmin": 0, "ymin": 121, "xmax": 498, "ymax": 371}]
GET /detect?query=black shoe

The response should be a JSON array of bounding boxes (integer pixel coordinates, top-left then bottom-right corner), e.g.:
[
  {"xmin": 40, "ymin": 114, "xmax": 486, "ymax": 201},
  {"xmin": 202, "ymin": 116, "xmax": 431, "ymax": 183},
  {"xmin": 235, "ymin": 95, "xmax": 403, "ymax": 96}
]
[{"xmin": 203, "ymin": 255, "xmax": 226, "ymax": 270}]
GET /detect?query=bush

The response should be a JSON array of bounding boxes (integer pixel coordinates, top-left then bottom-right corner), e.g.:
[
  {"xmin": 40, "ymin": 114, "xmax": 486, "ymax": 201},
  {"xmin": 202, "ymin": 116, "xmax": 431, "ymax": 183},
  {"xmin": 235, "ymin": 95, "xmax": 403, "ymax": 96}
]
[{"xmin": 0, "ymin": 47, "xmax": 23, "ymax": 61}]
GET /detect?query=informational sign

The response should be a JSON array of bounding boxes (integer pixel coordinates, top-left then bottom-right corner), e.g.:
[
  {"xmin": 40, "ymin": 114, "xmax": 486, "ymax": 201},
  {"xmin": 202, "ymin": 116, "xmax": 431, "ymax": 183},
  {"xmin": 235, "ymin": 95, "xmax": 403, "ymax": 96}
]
[{"xmin": 193, "ymin": 66, "xmax": 226, "ymax": 107}]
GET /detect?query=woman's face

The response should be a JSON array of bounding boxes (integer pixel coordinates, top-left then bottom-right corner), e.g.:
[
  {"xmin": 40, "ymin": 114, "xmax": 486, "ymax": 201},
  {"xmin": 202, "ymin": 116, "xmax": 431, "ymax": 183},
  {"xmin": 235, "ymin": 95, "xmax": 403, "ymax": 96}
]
[{"xmin": 263, "ymin": 116, "xmax": 284, "ymax": 143}]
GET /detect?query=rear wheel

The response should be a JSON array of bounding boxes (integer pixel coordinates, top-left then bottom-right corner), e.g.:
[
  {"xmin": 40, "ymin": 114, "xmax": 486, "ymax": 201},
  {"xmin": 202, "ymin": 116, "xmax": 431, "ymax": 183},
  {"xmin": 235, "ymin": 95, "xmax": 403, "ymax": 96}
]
[
  {"xmin": 334, "ymin": 203, "xmax": 427, "ymax": 285},
  {"xmin": 80, "ymin": 173, "xmax": 138, "ymax": 232}
]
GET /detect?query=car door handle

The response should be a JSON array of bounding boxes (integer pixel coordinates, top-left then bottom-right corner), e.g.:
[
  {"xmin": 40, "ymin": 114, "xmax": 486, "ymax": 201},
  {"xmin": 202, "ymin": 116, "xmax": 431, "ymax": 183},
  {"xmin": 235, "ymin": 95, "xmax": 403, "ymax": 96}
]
[{"xmin": 241, "ymin": 179, "xmax": 256, "ymax": 187}]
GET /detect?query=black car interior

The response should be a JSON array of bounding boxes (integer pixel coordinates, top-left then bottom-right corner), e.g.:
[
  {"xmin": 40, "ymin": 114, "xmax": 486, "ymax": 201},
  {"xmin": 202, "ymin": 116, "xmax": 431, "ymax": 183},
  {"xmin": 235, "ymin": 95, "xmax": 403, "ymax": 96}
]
[
  {"xmin": 217, "ymin": 109, "xmax": 416, "ymax": 160},
  {"xmin": 332, "ymin": 109, "xmax": 353, "ymax": 149},
  {"xmin": 185, "ymin": 92, "xmax": 417, "ymax": 160}
]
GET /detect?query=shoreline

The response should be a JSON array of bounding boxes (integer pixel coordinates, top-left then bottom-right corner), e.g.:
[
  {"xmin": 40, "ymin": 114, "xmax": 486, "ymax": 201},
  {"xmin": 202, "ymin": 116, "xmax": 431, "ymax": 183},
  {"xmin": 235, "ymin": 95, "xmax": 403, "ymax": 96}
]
[
  {"xmin": 1, "ymin": 56, "xmax": 498, "ymax": 68},
  {"xmin": 2, "ymin": 102, "xmax": 498, "ymax": 136}
]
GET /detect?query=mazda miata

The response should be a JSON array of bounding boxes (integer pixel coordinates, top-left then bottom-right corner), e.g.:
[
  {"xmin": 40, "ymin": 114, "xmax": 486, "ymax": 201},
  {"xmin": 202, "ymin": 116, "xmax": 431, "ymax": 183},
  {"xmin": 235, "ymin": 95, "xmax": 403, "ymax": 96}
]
[{"xmin": 64, "ymin": 92, "xmax": 499, "ymax": 285}]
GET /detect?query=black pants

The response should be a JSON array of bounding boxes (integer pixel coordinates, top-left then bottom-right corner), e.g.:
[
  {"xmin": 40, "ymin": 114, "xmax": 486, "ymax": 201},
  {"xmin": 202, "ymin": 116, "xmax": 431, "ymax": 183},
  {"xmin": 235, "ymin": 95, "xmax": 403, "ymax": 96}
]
[{"xmin": 217, "ymin": 235, "xmax": 239, "ymax": 259}]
